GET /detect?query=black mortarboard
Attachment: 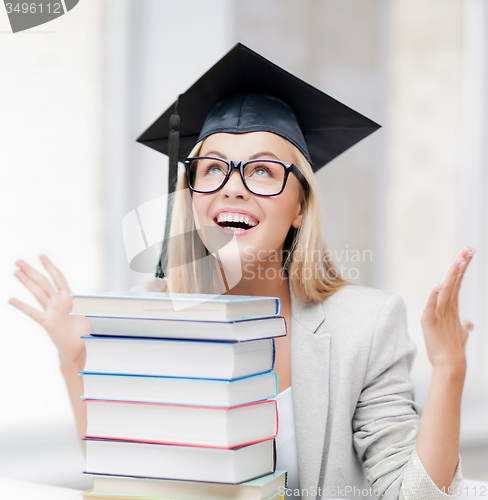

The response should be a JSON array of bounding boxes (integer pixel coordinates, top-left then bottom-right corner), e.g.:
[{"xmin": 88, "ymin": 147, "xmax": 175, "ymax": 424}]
[
  {"xmin": 137, "ymin": 42, "xmax": 380, "ymax": 173},
  {"xmin": 136, "ymin": 43, "xmax": 380, "ymax": 278}
]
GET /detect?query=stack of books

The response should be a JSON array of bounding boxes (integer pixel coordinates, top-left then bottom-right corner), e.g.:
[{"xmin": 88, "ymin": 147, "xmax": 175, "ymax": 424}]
[{"xmin": 71, "ymin": 291, "xmax": 288, "ymax": 499}]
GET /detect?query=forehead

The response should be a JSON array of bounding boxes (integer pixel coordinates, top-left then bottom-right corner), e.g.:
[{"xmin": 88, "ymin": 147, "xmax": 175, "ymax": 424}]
[{"xmin": 199, "ymin": 132, "xmax": 295, "ymax": 162}]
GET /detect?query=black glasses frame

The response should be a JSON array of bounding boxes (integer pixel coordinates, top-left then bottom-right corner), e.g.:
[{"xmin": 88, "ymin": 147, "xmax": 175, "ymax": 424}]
[{"xmin": 184, "ymin": 156, "xmax": 308, "ymax": 196}]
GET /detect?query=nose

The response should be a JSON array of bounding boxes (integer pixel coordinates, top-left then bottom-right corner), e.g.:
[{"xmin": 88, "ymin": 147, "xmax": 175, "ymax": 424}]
[{"xmin": 220, "ymin": 168, "xmax": 249, "ymax": 199}]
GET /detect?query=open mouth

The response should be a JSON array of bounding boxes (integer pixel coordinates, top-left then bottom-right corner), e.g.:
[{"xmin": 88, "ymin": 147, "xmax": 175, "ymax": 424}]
[{"xmin": 214, "ymin": 213, "xmax": 259, "ymax": 232}]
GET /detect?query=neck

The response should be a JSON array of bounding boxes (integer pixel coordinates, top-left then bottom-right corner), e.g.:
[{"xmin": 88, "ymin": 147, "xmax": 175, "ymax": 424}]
[
  {"xmin": 223, "ymin": 259, "xmax": 293, "ymax": 394},
  {"xmin": 222, "ymin": 259, "xmax": 291, "ymax": 306}
]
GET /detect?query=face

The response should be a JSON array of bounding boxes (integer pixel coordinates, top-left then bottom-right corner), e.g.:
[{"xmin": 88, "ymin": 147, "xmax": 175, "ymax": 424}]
[{"xmin": 190, "ymin": 131, "xmax": 304, "ymax": 269}]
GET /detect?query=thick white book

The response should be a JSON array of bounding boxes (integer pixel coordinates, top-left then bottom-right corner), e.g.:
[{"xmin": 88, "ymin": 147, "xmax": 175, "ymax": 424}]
[
  {"xmin": 85, "ymin": 399, "xmax": 277, "ymax": 448},
  {"xmin": 81, "ymin": 371, "xmax": 278, "ymax": 406},
  {"xmin": 84, "ymin": 438, "xmax": 276, "ymax": 484},
  {"xmin": 83, "ymin": 337, "xmax": 275, "ymax": 380},
  {"xmin": 83, "ymin": 470, "xmax": 287, "ymax": 500},
  {"xmin": 71, "ymin": 291, "xmax": 279, "ymax": 321},
  {"xmin": 84, "ymin": 315, "xmax": 286, "ymax": 341}
]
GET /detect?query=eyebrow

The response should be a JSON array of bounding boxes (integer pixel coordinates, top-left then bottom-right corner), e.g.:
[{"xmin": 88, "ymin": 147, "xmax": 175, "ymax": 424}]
[
  {"xmin": 200, "ymin": 150, "xmax": 280, "ymax": 161},
  {"xmin": 201, "ymin": 150, "xmax": 227, "ymax": 159},
  {"xmin": 249, "ymin": 151, "xmax": 280, "ymax": 160}
]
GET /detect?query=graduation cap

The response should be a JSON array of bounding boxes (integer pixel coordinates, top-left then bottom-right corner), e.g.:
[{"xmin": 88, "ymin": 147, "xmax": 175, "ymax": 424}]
[{"xmin": 136, "ymin": 42, "xmax": 381, "ymax": 278}]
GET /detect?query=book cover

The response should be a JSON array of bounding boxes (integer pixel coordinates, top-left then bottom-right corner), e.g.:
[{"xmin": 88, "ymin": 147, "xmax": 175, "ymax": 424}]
[
  {"xmin": 81, "ymin": 371, "xmax": 278, "ymax": 406},
  {"xmin": 71, "ymin": 291, "xmax": 280, "ymax": 320},
  {"xmin": 85, "ymin": 399, "xmax": 278, "ymax": 449}
]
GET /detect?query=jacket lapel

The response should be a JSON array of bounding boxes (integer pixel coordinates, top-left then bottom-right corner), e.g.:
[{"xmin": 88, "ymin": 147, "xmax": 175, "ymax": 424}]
[{"xmin": 289, "ymin": 283, "xmax": 331, "ymax": 492}]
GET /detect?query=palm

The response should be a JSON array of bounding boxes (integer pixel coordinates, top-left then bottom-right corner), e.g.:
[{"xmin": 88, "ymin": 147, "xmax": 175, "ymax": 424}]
[
  {"xmin": 421, "ymin": 247, "xmax": 474, "ymax": 368},
  {"xmin": 43, "ymin": 290, "xmax": 88, "ymax": 359},
  {"xmin": 9, "ymin": 255, "xmax": 91, "ymax": 367}
]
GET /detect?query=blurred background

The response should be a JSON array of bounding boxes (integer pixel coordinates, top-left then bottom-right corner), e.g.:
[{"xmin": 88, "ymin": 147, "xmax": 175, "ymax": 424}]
[{"xmin": 1, "ymin": 0, "xmax": 487, "ymax": 490}]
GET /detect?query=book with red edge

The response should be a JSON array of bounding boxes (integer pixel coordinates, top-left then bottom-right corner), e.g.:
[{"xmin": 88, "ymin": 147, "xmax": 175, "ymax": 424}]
[{"xmin": 85, "ymin": 399, "xmax": 277, "ymax": 449}]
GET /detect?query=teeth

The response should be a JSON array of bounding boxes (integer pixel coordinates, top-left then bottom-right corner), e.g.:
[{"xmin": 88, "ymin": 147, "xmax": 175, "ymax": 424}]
[{"xmin": 216, "ymin": 212, "xmax": 258, "ymax": 226}]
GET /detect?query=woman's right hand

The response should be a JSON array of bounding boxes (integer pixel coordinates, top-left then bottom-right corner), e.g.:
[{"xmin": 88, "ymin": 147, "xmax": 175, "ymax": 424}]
[{"xmin": 8, "ymin": 255, "xmax": 91, "ymax": 370}]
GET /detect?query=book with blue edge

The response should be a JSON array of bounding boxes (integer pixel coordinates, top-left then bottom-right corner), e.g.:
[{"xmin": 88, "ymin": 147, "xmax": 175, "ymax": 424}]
[
  {"xmin": 71, "ymin": 291, "xmax": 280, "ymax": 321},
  {"xmin": 81, "ymin": 371, "xmax": 278, "ymax": 406},
  {"xmin": 82, "ymin": 336, "xmax": 276, "ymax": 380},
  {"xmin": 85, "ymin": 315, "xmax": 286, "ymax": 341}
]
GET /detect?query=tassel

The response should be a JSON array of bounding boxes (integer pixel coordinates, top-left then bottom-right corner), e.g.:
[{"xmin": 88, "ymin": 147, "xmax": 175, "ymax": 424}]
[
  {"xmin": 156, "ymin": 99, "xmax": 180, "ymax": 279},
  {"xmin": 167, "ymin": 102, "xmax": 180, "ymax": 195}
]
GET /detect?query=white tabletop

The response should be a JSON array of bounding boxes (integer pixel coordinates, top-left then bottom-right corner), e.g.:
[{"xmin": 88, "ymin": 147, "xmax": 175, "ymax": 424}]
[{"xmin": 0, "ymin": 476, "xmax": 82, "ymax": 499}]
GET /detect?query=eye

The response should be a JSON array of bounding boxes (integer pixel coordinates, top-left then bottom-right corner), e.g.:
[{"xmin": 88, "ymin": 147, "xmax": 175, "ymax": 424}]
[
  {"xmin": 249, "ymin": 164, "xmax": 273, "ymax": 178},
  {"xmin": 254, "ymin": 167, "xmax": 270, "ymax": 176},
  {"xmin": 207, "ymin": 165, "xmax": 224, "ymax": 175},
  {"xmin": 200, "ymin": 160, "xmax": 226, "ymax": 176}
]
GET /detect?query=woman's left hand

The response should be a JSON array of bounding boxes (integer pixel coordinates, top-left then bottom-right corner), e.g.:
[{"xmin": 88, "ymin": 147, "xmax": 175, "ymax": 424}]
[{"xmin": 421, "ymin": 246, "xmax": 475, "ymax": 369}]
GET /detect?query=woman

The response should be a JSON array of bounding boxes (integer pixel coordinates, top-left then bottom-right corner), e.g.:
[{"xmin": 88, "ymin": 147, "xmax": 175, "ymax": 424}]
[{"xmin": 9, "ymin": 44, "xmax": 474, "ymax": 499}]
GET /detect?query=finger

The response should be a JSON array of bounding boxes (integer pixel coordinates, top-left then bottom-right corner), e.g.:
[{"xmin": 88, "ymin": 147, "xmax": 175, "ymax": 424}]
[
  {"xmin": 437, "ymin": 247, "xmax": 473, "ymax": 305},
  {"xmin": 39, "ymin": 254, "xmax": 70, "ymax": 293},
  {"xmin": 437, "ymin": 258, "xmax": 464, "ymax": 306},
  {"xmin": 15, "ymin": 259, "xmax": 56, "ymax": 297},
  {"xmin": 8, "ymin": 297, "xmax": 45, "ymax": 325},
  {"xmin": 13, "ymin": 269, "xmax": 50, "ymax": 309},
  {"xmin": 451, "ymin": 248, "xmax": 476, "ymax": 303},
  {"xmin": 421, "ymin": 283, "xmax": 441, "ymax": 325}
]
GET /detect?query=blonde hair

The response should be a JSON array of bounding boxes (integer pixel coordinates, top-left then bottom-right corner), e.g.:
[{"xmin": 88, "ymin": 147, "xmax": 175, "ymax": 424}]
[
  {"xmin": 154, "ymin": 137, "xmax": 351, "ymax": 303},
  {"xmin": 282, "ymin": 141, "xmax": 351, "ymax": 302}
]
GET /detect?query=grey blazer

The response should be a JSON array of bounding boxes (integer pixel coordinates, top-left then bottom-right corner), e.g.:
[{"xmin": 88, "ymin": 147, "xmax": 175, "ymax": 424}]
[
  {"xmin": 139, "ymin": 279, "xmax": 462, "ymax": 499},
  {"xmin": 289, "ymin": 282, "xmax": 461, "ymax": 500}
]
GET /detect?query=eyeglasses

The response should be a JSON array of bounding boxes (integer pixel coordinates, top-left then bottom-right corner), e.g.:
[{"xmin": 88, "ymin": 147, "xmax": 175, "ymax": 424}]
[{"xmin": 184, "ymin": 157, "xmax": 308, "ymax": 196}]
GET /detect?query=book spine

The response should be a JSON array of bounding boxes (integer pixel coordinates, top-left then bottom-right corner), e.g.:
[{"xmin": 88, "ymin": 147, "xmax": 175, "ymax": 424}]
[
  {"xmin": 84, "ymin": 398, "xmax": 277, "ymax": 411},
  {"xmin": 83, "ymin": 435, "xmax": 276, "ymax": 450},
  {"xmin": 271, "ymin": 339, "xmax": 276, "ymax": 370}
]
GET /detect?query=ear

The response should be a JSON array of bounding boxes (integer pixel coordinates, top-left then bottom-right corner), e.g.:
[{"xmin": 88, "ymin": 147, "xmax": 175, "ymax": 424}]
[{"xmin": 291, "ymin": 202, "xmax": 303, "ymax": 229}]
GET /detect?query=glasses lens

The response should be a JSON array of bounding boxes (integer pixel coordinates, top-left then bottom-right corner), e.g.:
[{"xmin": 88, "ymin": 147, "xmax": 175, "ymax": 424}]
[
  {"xmin": 243, "ymin": 161, "xmax": 285, "ymax": 195},
  {"xmin": 189, "ymin": 158, "xmax": 229, "ymax": 192}
]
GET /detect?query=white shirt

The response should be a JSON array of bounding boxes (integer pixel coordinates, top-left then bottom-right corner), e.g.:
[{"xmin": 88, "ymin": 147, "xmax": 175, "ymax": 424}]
[{"xmin": 273, "ymin": 386, "xmax": 300, "ymax": 494}]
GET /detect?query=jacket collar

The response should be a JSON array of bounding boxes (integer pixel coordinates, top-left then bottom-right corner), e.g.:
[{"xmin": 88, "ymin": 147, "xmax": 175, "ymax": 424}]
[{"xmin": 288, "ymin": 280, "xmax": 326, "ymax": 333}]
